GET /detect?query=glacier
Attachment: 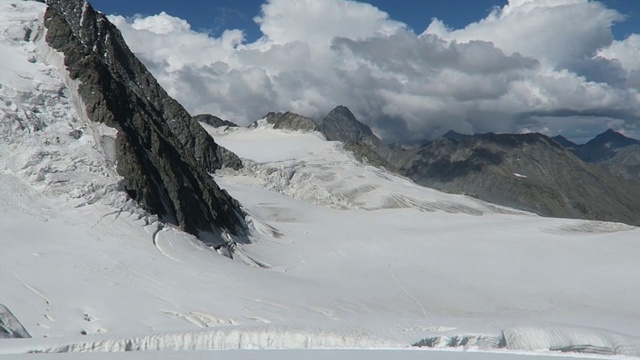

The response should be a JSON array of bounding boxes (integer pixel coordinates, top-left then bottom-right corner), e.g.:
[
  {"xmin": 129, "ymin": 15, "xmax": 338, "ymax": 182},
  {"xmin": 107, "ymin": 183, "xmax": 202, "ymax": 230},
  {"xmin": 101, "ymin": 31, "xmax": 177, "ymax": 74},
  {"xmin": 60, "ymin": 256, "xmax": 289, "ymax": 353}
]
[{"xmin": 1, "ymin": 1, "xmax": 640, "ymax": 359}]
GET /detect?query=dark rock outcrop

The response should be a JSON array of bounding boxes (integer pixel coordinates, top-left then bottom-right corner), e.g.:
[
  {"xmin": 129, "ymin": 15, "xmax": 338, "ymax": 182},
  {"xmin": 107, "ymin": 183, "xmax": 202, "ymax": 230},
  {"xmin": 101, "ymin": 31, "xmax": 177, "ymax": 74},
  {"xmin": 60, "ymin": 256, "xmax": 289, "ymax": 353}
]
[
  {"xmin": 257, "ymin": 111, "xmax": 319, "ymax": 132},
  {"xmin": 0, "ymin": 304, "xmax": 30, "ymax": 339},
  {"xmin": 315, "ymin": 106, "xmax": 640, "ymax": 225},
  {"xmin": 193, "ymin": 114, "xmax": 238, "ymax": 128},
  {"xmin": 319, "ymin": 106, "xmax": 378, "ymax": 144},
  {"xmin": 400, "ymin": 132, "xmax": 640, "ymax": 225},
  {"xmin": 319, "ymin": 106, "xmax": 399, "ymax": 170},
  {"xmin": 342, "ymin": 141, "xmax": 399, "ymax": 171},
  {"xmin": 44, "ymin": 0, "xmax": 245, "ymax": 239}
]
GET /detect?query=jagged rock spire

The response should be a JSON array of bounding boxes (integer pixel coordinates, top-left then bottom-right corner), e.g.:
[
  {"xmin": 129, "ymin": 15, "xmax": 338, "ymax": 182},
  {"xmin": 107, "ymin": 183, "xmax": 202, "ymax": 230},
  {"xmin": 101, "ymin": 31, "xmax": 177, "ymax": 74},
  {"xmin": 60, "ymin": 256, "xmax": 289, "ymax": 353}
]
[{"xmin": 44, "ymin": 0, "xmax": 245, "ymax": 240}]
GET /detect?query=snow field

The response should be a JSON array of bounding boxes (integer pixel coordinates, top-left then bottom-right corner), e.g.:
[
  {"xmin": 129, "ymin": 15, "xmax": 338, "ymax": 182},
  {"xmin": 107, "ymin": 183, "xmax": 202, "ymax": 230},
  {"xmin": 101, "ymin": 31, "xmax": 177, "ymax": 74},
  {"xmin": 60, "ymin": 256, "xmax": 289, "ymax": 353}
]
[{"xmin": 1, "ymin": 1, "xmax": 640, "ymax": 358}]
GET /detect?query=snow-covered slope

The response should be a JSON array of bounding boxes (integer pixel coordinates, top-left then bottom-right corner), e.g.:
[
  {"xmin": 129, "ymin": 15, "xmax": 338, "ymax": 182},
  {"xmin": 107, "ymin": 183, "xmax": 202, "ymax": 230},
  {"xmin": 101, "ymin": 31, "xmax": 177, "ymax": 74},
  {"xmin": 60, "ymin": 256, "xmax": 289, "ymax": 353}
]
[
  {"xmin": 207, "ymin": 123, "xmax": 640, "ymax": 345},
  {"xmin": 2, "ymin": 2, "xmax": 640, "ymax": 359},
  {"xmin": 0, "ymin": 0, "xmax": 124, "ymax": 208}
]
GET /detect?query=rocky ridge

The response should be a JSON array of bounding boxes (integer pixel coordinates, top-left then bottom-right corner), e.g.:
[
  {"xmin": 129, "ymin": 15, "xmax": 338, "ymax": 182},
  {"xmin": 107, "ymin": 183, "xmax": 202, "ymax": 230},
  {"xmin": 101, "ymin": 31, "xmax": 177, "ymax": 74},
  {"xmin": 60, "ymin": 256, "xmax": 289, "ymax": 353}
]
[
  {"xmin": 319, "ymin": 106, "xmax": 398, "ymax": 170},
  {"xmin": 572, "ymin": 129, "xmax": 639, "ymax": 162},
  {"xmin": 258, "ymin": 111, "xmax": 319, "ymax": 132},
  {"xmin": 555, "ymin": 129, "xmax": 640, "ymax": 181},
  {"xmin": 314, "ymin": 107, "xmax": 640, "ymax": 226},
  {"xmin": 401, "ymin": 133, "xmax": 640, "ymax": 225},
  {"xmin": 44, "ymin": 0, "xmax": 245, "ymax": 240},
  {"xmin": 193, "ymin": 114, "xmax": 238, "ymax": 128},
  {"xmin": 0, "ymin": 304, "xmax": 30, "ymax": 339},
  {"xmin": 600, "ymin": 144, "xmax": 640, "ymax": 180}
]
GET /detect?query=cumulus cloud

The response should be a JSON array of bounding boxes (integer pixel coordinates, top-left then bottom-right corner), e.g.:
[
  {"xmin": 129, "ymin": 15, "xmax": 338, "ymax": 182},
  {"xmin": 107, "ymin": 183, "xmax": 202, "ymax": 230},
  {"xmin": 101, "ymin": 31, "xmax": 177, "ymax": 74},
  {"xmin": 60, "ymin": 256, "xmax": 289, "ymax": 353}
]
[
  {"xmin": 255, "ymin": 0, "xmax": 405, "ymax": 45},
  {"xmin": 424, "ymin": 0, "xmax": 621, "ymax": 66},
  {"xmin": 599, "ymin": 35, "xmax": 640, "ymax": 71},
  {"xmin": 108, "ymin": 0, "xmax": 640, "ymax": 142}
]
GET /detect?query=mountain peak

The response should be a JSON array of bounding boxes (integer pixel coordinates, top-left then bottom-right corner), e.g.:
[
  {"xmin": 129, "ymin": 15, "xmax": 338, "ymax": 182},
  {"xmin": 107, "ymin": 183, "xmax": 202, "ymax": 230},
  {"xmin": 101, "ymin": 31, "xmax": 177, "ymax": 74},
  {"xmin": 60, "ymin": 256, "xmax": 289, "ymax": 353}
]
[
  {"xmin": 552, "ymin": 135, "xmax": 579, "ymax": 148},
  {"xmin": 443, "ymin": 130, "xmax": 472, "ymax": 142},
  {"xmin": 44, "ymin": 0, "xmax": 246, "ymax": 239},
  {"xmin": 320, "ymin": 106, "xmax": 376, "ymax": 142},
  {"xmin": 317, "ymin": 106, "xmax": 399, "ymax": 169},
  {"xmin": 574, "ymin": 129, "xmax": 639, "ymax": 162},
  {"xmin": 193, "ymin": 114, "xmax": 238, "ymax": 128},
  {"xmin": 440, "ymin": 131, "xmax": 560, "ymax": 149},
  {"xmin": 587, "ymin": 129, "xmax": 638, "ymax": 147},
  {"xmin": 263, "ymin": 111, "xmax": 319, "ymax": 132},
  {"xmin": 323, "ymin": 105, "xmax": 357, "ymax": 122}
]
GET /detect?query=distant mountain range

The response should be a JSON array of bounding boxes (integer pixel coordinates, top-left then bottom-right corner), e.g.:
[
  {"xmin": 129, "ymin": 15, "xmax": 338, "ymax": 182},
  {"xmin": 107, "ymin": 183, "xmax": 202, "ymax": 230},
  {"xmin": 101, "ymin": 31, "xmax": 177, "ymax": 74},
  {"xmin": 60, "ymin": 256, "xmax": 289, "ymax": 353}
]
[
  {"xmin": 553, "ymin": 130, "xmax": 640, "ymax": 181},
  {"xmin": 398, "ymin": 130, "xmax": 640, "ymax": 225},
  {"xmin": 553, "ymin": 129, "xmax": 640, "ymax": 162},
  {"xmin": 198, "ymin": 106, "xmax": 640, "ymax": 226}
]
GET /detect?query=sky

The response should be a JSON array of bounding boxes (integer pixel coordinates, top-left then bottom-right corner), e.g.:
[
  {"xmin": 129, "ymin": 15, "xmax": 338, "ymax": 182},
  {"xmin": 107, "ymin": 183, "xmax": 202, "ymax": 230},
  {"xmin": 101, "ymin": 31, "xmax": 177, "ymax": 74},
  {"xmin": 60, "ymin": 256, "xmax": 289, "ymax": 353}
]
[{"xmin": 89, "ymin": 0, "xmax": 640, "ymax": 143}]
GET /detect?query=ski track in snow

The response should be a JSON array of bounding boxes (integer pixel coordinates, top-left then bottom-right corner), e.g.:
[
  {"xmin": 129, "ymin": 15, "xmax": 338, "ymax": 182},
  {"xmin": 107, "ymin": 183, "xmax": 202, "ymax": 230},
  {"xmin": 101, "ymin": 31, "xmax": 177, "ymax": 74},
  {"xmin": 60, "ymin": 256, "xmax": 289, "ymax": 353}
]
[
  {"xmin": 94, "ymin": 249, "xmax": 197, "ymax": 304},
  {"xmin": 0, "ymin": 262, "xmax": 50, "ymax": 306},
  {"xmin": 372, "ymin": 238, "xmax": 430, "ymax": 321},
  {"xmin": 386, "ymin": 262, "xmax": 430, "ymax": 321}
]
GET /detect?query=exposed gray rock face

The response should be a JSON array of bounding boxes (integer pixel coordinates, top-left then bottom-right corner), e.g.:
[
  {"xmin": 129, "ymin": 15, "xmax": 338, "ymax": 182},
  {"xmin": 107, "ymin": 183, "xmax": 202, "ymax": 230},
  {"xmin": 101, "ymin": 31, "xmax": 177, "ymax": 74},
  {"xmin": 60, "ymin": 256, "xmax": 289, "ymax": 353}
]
[
  {"xmin": 319, "ymin": 106, "xmax": 398, "ymax": 170},
  {"xmin": 552, "ymin": 130, "xmax": 640, "ymax": 180},
  {"xmin": 601, "ymin": 144, "xmax": 640, "ymax": 180},
  {"xmin": 605, "ymin": 144, "xmax": 640, "ymax": 167},
  {"xmin": 553, "ymin": 130, "xmax": 640, "ymax": 181},
  {"xmin": 44, "ymin": 0, "xmax": 245, "ymax": 239},
  {"xmin": 342, "ymin": 141, "xmax": 399, "ymax": 171},
  {"xmin": 0, "ymin": 304, "xmax": 30, "ymax": 339},
  {"xmin": 193, "ymin": 114, "xmax": 238, "ymax": 128},
  {"xmin": 400, "ymin": 133, "xmax": 640, "ymax": 226},
  {"xmin": 258, "ymin": 111, "xmax": 319, "ymax": 132},
  {"xmin": 319, "ymin": 106, "xmax": 378, "ymax": 145},
  {"xmin": 316, "ymin": 106, "xmax": 640, "ymax": 225}
]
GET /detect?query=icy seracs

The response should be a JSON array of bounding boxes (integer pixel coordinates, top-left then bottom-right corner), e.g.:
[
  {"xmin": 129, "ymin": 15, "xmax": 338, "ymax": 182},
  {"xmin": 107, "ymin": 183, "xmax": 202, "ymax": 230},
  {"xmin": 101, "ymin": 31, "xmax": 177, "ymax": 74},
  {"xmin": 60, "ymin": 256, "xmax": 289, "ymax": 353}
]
[{"xmin": 1, "ymin": 0, "xmax": 640, "ymax": 358}]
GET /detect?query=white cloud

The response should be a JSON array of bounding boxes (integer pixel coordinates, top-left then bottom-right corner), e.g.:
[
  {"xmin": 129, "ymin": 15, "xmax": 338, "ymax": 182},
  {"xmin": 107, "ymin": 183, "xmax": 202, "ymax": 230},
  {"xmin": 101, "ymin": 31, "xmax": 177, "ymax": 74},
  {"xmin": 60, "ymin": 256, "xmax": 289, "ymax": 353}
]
[
  {"xmin": 128, "ymin": 12, "xmax": 191, "ymax": 34},
  {"xmin": 424, "ymin": 0, "xmax": 621, "ymax": 66},
  {"xmin": 108, "ymin": 0, "xmax": 640, "ymax": 142},
  {"xmin": 599, "ymin": 35, "xmax": 640, "ymax": 71},
  {"xmin": 255, "ymin": 0, "xmax": 405, "ymax": 45}
]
